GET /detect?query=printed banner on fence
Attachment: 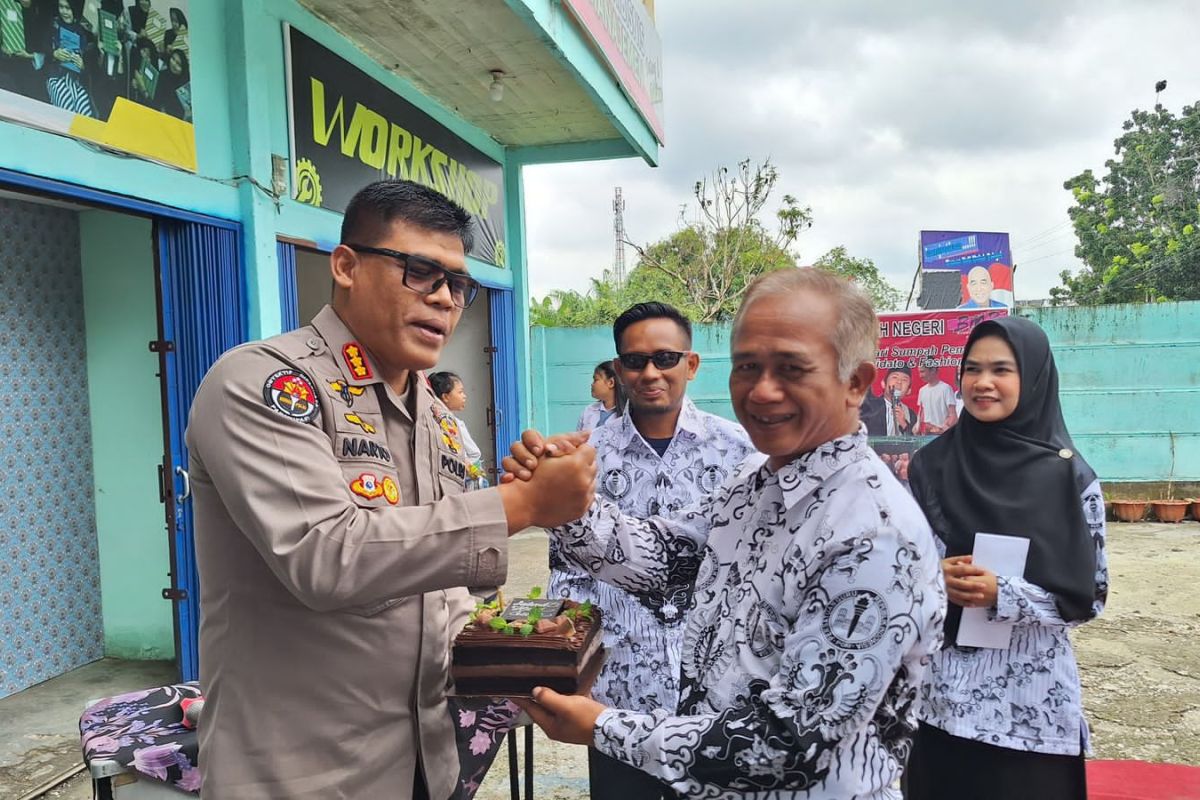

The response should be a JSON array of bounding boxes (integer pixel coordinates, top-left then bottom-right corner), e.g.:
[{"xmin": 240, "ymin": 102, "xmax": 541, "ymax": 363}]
[
  {"xmin": 864, "ymin": 307, "xmax": 1009, "ymax": 490},
  {"xmin": 284, "ymin": 25, "xmax": 508, "ymax": 268},
  {"xmin": 0, "ymin": 0, "xmax": 195, "ymax": 171},
  {"xmin": 919, "ymin": 230, "xmax": 1014, "ymax": 308}
]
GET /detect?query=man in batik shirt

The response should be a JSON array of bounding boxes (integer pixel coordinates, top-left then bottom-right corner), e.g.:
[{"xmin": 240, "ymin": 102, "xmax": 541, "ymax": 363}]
[
  {"xmin": 549, "ymin": 302, "xmax": 755, "ymax": 799},
  {"xmin": 510, "ymin": 268, "xmax": 946, "ymax": 799}
]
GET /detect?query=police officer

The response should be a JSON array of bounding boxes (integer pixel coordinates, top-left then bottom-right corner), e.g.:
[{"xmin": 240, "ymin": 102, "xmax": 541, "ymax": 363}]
[{"xmin": 186, "ymin": 180, "xmax": 595, "ymax": 799}]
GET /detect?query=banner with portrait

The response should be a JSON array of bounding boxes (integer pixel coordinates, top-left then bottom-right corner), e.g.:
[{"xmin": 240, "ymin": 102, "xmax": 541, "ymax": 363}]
[
  {"xmin": 864, "ymin": 308, "xmax": 1009, "ymax": 489},
  {"xmin": 0, "ymin": 0, "xmax": 195, "ymax": 171},
  {"xmin": 919, "ymin": 230, "xmax": 1014, "ymax": 309}
]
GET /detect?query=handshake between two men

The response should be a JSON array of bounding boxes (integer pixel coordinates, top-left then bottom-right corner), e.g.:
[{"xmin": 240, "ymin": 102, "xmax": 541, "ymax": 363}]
[{"xmin": 494, "ymin": 429, "xmax": 597, "ymax": 534}]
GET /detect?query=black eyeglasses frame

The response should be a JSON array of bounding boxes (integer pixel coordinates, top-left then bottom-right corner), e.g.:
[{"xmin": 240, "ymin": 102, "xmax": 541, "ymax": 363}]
[{"xmin": 345, "ymin": 244, "xmax": 481, "ymax": 309}]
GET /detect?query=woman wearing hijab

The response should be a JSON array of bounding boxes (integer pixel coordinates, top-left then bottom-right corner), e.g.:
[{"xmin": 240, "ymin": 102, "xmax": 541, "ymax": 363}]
[{"xmin": 904, "ymin": 316, "xmax": 1108, "ymax": 799}]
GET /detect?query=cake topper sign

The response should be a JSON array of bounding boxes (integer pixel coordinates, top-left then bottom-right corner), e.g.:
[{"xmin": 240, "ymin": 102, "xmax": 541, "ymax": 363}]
[{"xmin": 501, "ymin": 598, "xmax": 565, "ymax": 622}]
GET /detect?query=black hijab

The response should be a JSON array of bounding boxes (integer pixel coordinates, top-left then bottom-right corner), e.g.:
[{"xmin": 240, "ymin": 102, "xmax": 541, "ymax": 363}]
[{"xmin": 908, "ymin": 316, "xmax": 1097, "ymax": 646}]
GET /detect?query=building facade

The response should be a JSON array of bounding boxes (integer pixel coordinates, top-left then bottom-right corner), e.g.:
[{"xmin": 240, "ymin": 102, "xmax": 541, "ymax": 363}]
[{"xmin": 0, "ymin": 0, "xmax": 662, "ymax": 697}]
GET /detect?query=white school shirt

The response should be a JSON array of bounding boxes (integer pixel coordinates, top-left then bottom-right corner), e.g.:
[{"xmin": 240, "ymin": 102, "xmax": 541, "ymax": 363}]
[
  {"xmin": 551, "ymin": 427, "xmax": 946, "ymax": 799},
  {"xmin": 918, "ymin": 381, "xmax": 956, "ymax": 429},
  {"xmin": 549, "ymin": 398, "xmax": 755, "ymax": 712}
]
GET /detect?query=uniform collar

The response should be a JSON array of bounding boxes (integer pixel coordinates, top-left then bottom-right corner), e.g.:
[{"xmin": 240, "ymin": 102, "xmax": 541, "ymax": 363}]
[
  {"xmin": 609, "ymin": 396, "xmax": 705, "ymax": 453},
  {"xmin": 759, "ymin": 424, "xmax": 871, "ymax": 511},
  {"xmin": 312, "ymin": 305, "xmax": 383, "ymax": 387}
]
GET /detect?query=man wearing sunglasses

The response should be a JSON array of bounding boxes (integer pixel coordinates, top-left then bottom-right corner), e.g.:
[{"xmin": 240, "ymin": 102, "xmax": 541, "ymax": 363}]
[
  {"xmin": 185, "ymin": 179, "xmax": 595, "ymax": 799},
  {"xmin": 549, "ymin": 301, "xmax": 755, "ymax": 800}
]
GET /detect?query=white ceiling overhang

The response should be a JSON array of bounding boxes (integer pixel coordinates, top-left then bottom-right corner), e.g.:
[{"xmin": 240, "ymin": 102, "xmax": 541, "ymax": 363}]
[{"xmin": 297, "ymin": 0, "xmax": 635, "ymax": 152}]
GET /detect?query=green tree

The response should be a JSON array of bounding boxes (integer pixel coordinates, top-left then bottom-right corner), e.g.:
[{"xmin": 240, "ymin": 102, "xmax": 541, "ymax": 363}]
[
  {"xmin": 629, "ymin": 159, "xmax": 811, "ymax": 321},
  {"xmin": 811, "ymin": 246, "xmax": 903, "ymax": 311},
  {"xmin": 1053, "ymin": 102, "xmax": 1200, "ymax": 305}
]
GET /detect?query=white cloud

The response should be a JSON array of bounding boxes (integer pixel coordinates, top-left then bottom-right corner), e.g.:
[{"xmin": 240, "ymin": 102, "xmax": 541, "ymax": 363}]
[{"xmin": 523, "ymin": 0, "xmax": 1200, "ymax": 303}]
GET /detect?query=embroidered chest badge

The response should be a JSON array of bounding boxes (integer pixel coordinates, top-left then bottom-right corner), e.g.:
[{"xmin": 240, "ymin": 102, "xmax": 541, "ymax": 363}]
[
  {"xmin": 381, "ymin": 476, "xmax": 400, "ymax": 505},
  {"xmin": 350, "ymin": 473, "xmax": 383, "ymax": 500},
  {"xmin": 432, "ymin": 404, "xmax": 462, "ymax": 455},
  {"xmin": 342, "ymin": 342, "xmax": 373, "ymax": 380},
  {"xmin": 262, "ymin": 370, "xmax": 320, "ymax": 424},
  {"xmin": 328, "ymin": 379, "xmax": 366, "ymax": 407},
  {"xmin": 344, "ymin": 413, "xmax": 376, "ymax": 434}
]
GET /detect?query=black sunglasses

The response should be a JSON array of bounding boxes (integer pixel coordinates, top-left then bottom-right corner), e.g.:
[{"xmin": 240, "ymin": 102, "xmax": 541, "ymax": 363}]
[
  {"xmin": 346, "ymin": 244, "xmax": 480, "ymax": 309},
  {"xmin": 617, "ymin": 350, "xmax": 689, "ymax": 370}
]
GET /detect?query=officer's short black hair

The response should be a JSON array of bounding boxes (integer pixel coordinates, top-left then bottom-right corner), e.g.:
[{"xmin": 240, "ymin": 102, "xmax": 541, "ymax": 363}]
[
  {"xmin": 612, "ymin": 302, "xmax": 693, "ymax": 352},
  {"xmin": 428, "ymin": 371, "xmax": 461, "ymax": 400},
  {"xmin": 340, "ymin": 180, "xmax": 474, "ymax": 254},
  {"xmin": 888, "ymin": 366, "xmax": 913, "ymax": 379}
]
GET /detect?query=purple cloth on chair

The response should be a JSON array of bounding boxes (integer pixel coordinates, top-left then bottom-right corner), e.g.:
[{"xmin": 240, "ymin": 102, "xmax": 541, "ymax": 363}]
[{"xmin": 79, "ymin": 681, "xmax": 521, "ymax": 798}]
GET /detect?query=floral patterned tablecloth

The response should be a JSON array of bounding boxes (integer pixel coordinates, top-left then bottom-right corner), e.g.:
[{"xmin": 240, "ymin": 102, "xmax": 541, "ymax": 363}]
[{"xmin": 79, "ymin": 682, "xmax": 524, "ymax": 798}]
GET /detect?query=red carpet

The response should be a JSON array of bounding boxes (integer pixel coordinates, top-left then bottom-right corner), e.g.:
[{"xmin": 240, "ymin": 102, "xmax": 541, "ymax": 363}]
[{"xmin": 1089, "ymin": 761, "xmax": 1200, "ymax": 799}]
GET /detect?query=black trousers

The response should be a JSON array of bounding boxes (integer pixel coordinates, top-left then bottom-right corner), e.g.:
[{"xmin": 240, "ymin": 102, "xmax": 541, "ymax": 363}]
[
  {"xmin": 904, "ymin": 722, "xmax": 1087, "ymax": 800},
  {"xmin": 588, "ymin": 747, "xmax": 675, "ymax": 800}
]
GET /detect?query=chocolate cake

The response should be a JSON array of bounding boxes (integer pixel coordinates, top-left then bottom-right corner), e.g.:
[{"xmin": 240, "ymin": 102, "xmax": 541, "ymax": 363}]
[{"xmin": 451, "ymin": 597, "xmax": 604, "ymax": 696}]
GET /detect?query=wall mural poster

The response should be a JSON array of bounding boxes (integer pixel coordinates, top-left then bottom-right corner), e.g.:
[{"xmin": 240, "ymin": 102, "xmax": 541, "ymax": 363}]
[
  {"xmin": 863, "ymin": 308, "xmax": 1009, "ymax": 489},
  {"xmin": 0, "ymin": 0, "xmax": 195, "ymax": 171},
  {"xmin": 284, "ymin": 25, "xmax": 508, "ymax": 268},
  {"xmin": 919, "ymin": 230, "xmax": 1014, "ymax": 308}
]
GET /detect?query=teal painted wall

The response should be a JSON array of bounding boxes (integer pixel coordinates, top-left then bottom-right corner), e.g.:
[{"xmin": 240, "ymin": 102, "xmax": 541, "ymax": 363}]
[
  {"xmin": 80, "ymin": 211, "xmax": 175, "ymax": 660},
  {"xmin": 532, "ymin": 301, "xmax": 1200, "ymax": 484},
  {"xmin": 1016, "ymin": 302, "xmax": 1200, "ymax": 485}
]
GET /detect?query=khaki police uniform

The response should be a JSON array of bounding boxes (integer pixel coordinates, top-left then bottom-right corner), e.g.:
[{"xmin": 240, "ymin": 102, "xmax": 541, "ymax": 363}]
[{"xmin": 185, "ymin": 305, "xmax": 508, "ymax": 799}]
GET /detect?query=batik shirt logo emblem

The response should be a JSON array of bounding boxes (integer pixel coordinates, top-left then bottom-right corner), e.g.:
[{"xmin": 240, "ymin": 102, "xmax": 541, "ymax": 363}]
[
  {"xmin": 350, "ymin": 473, "xmax": 383, "ymax": 500},
  {"xmin": 698, "ymin": 464, "xmax": 729, "ymax": 493},
  {"xmin": 601, "ymin": 468, "xmax": 631, "ymax": 499},
  {"xmin": 328, "ymin": 379, "xmax": 366, "ymax": 407},
  {"xmin": 822, "ymin": 590, "xmax": 888, "ymax": 651},
  {"xmin": 342, "ymin": 342, "xmax": 372, "ymax": 380},
  {"xmin": 262, "ymin": 370, "xmax": 319, "ymax": 424},
  {"xmin": 344, "ymin": 413, "xmax": 376, "ymax": 434}
]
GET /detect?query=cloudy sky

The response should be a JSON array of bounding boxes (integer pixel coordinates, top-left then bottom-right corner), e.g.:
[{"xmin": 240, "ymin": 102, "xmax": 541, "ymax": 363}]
[{"xmin": 522, "ymin": 0, "xmax": 1200, "ymax": 304}]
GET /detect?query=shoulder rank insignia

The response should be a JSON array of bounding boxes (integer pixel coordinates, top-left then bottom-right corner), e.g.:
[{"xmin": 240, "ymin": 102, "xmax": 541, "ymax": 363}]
[
  {"xmin": 342, "ymin": 342, "xmax": 373, "ymax": 380},
  {"xmin": 328, "ymin": 379, "xmax": 367, "ymax": 407},
  {"xmin": 263, "ymin": 369, "xmax": 320, "ymax": 424}
]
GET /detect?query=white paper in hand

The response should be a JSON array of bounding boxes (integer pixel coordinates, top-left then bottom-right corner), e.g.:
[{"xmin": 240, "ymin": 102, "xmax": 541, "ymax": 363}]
[{"xmin": 956, "ymin": 532, "xmax": 1030, "ymax": 649}]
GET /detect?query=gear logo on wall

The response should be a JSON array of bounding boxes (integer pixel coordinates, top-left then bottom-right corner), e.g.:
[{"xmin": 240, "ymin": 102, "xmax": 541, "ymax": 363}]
[{"xmin": 294, "ymin": 159, "xmax": 323, "ymax": 207}]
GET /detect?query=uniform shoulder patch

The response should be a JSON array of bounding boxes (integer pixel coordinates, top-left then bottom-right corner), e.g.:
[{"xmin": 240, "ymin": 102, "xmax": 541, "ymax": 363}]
[{"xmin": 262, "ymin": 369, "xmax": 320, "ymax": 424}]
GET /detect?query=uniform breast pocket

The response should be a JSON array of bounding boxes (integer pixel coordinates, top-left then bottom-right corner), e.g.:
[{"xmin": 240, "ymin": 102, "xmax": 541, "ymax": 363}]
[
  {"xmin": 436, "ymin": 451, "xmax": 467, "ymax": 498},
  {"xmin": 340, "ymin": 463, "xmax": 402, "ymax": 507}
]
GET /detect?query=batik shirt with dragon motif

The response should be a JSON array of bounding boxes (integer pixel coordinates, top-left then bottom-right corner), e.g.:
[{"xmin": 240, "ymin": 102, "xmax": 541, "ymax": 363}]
[{"xmin": 551, "ymin": 427, "xmax": 946, "ymax": 799}]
